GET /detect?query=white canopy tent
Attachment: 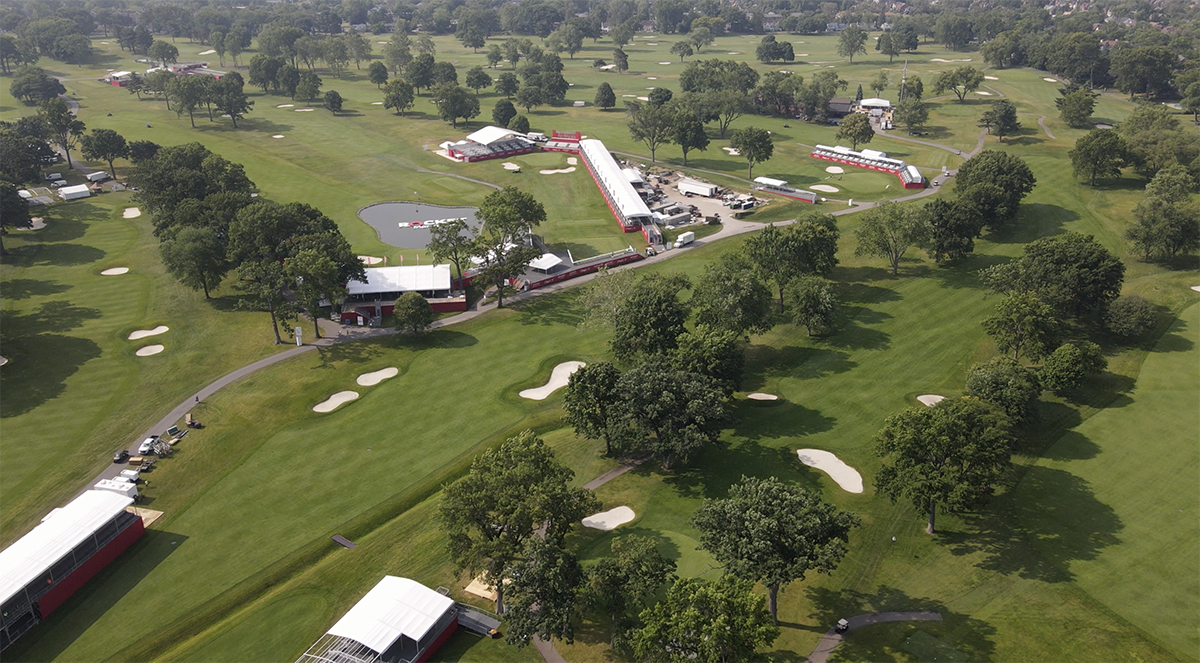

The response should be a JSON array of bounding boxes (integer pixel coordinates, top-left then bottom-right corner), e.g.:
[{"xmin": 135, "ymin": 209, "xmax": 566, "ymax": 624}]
[
  {"xmin": 346, "ymin": 265, "xmax": 452, "ymax": 297},
  {"xmin": 325, "ymin": 576, "xmax": 456, "ymax": 654},
  {"xmin": 753, "ymin": 176, "xmax": 789, "ymax": 187}
]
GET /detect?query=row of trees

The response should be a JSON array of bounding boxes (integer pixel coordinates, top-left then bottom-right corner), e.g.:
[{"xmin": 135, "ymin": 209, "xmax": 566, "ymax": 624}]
[{"xmin": 127, "ymin": 142, "xmax": 364, "ymax": 342}]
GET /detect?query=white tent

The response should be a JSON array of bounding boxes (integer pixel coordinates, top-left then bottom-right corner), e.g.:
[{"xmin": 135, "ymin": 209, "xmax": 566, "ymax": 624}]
[
  {"xmin": 346, "ymin": 265, "xmax": 451, "ymax": 296},
  {"xmin": 529, "ymin": 253, "xmax": 563, "ymax": 271},
  {"xmin": 57, "ymin": 184, "xmax": 91, "ymax": 200},
  {"xmin": 465, "ymin": 126, "xmax": 522, "ymax": 147},
  {"xmin": 754, "ymin": 176, "xmax": 789, "ymax": 187},
  {"xmin": 859, "ymin": 97, "xmax": 891, "ymax": 109},
  {"xmin": 325, "ymin": 576, "xmax": 456, "ymax": 654}
]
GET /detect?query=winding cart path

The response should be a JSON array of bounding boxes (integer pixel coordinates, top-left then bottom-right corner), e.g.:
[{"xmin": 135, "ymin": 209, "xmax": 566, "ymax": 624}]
[{"xmin": 805, "ymin": 611, "xmax": 944, "ymax": 663}]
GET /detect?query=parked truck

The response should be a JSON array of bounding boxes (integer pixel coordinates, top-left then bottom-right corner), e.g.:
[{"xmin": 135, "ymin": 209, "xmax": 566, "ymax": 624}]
[{"xmin": 675, "ymin": 231, "xmax": 695, "ymax": 247}]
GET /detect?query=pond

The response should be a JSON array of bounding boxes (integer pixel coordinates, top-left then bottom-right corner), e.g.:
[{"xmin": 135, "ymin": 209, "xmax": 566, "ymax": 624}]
[{"xmin": 357, "ymin": 201, "xmax": 479, "ymax": 249}]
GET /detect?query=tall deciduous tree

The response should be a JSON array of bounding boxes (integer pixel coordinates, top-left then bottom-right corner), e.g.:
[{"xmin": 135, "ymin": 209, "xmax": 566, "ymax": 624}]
[
  {"xmin": 693, "ymin": 475, "xmax": 859, "ymax": 624},
  {"xmin": 439, "ymin": 430, "xmax": 598, "ymax": 614},
  {"xmin": 932, "ymin": 65, "xmax": 984, "ymax": 102},
  {"xmin": 730, "ymin": 126, "xmax": 773, "ymax": 179},
  {"xmin": 80, "ymin": 128, "xmax": 128, "ymax": 178},
  {"xmin": 1039, "ymin": 342, "xmax": 1106, "ymax": 393},
  {"xmin": 0, "ymin": 182, "xmax": 33, "ymax": 254},
  {"xmin": 671, "ymin": 324, "xmax": 746, "ymax": 395},
  {"xmin": 465, "ymin": 66, "xmax": 492, "ymax": 93},
  {"xmin": 965, "ymin": 356, "xmax": 1042, "ymax": 425},
  {"xmin": 38, "ymin": 97, "xmax": 84, "ymax": 169},
  {"xmin": 1127, "ymin": 165, "xmax": 1200, "ymax": 261},
  {"xmin": 854, "ymin": 202, "xmax": 929, "ymax": 275},
  {"xmin": 1070, "ymin": 129, "xmax": 1128, "ymax": 186},
  {"xmin": 953, "ymin": 150, "xmax": 1036, "ymax": 230},
  {"xmin": 611, "ymin": 365, "xmax": 728, "ymax": 469},
  {"xmin": 632, "ymin": 576, "xmax": 780, "ymax": 663},
  {"xmin": 432, "ymin": 83, "xmax": 480, "ymax": 127},
  {"xmin": 921, "ymin": 198, "xmax": 982, "ymax": 264},
  {"xmin": 287, "ymin": 248, "xmax": 342, "ymax": 339},
  {"xmin": 382, "ymin": 78, "xmax": 414, "ymax": 115},
  {"xmin": 978, "ymin": 99, "xmax": 1021, "ymax": 142},
  {"xmin": 670, "ymin": 41, "xmax": 693, "ymax": 61},
  {"xmin": 745, "ymin": 219, "xmax": 839, "ymax": 312},
  {"xmin": 594, "ymin": 82, "xmax": 616, "ymax": 110},
  {"xmin": 875, "ymin": 398, "xmax": 1014, "ymax": 534},
  {"xmin": 323, "ymin": 90, "xmax": 343, "ymax": 114},
  {"xmin": 584, "ymin": 535, "xmax": 676, "ymax": 649},
  {"xmin": 393, "ymin": 291, "xmax": 434, "ymax": 334},
  {"xmin": 979, "ymin": 232, "xmax": 1124, "ymax": 320},
  {"xmin": 426, "ymin": 217, "xmax": 475, "ymax": 278},
  {"xmin": 1057, "ymin": 87, "xmax": 1097, "ymax": 129},
  {"xmin": 212, "ymin": 75, "xmax": 253, "ymax": 128},
  {"xmin": 626, "ymin": 100, "xmax": 673, "ymax": 163},
  {"xmin": 168, "ymin": 75, "xmax": 209, "ymax": 127},
  {"xmin": 982, "ymin": 292, "xmax": 1061, "ymax": 360},
  {"xmin": 835, "ymin": 113, "xmax": 874, "ymax": 150},
  {"xmin": 473, "ymin": 186, "xmax": 545, "ymax": 307},
  {"xmin": 836, "ymin": 26, "xmax": 867, "ymax": 63},
  {"xmin": 504, "ymin": 537, "xmax": 586, "ymax": 647},
  {"xmin": 669, "ymin": 108, "xmax": 708, "ymax": 166},
  {"xmin": 611, "ymin": 273, "xmax": 690, "ymax": 359},
  {"xmin": 367, "ymin": 60, "xmax": 388, "ymax": 88},
  {"xmin": 564, "ymin": 361, "xmax": 623, "ymax": 455},
  {"xmin": 691, "ymin": 254, "xmax": 773, "ymax": 336},
  {"xmin": 786, "ymin": 276, "xmax": 839, "ymax": 336}
]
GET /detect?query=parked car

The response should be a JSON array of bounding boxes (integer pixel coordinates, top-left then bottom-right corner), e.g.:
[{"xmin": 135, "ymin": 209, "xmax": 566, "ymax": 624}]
[
  {"xmin": 137, "ymin": 436, "xmax": 159, "ymax": 455},
  {"xmin": 113, "ymin": 449, "xmax": 129, "ymax": 463}
]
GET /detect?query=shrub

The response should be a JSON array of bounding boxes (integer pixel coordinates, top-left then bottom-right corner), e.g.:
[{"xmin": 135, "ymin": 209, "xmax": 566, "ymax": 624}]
[
  {"xmin": 1105, "ymin": 295, "xmax": 1157, "ymax": 338},
  {"xmin": 1039, "ymin": 342, "xmax": 1107, "ymax": 392},
  {"xmin": 965, "ymin": 356, "xmax": 1041, "ymax": 425}
]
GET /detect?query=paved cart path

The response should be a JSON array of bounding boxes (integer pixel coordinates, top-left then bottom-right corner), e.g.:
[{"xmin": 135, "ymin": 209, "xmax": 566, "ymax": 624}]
[{"xmin": 806, "ymin": 611, "xmax": 943, "ymax": 663}]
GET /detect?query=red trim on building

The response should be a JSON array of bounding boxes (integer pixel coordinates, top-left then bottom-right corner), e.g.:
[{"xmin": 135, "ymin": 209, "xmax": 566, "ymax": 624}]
[
  {"xmin": 36, "ymin": 516, "xmax": 145, "ymax": 618},
  {"xmin": 579, "ymin": 155, "xmax": 641, "ymax": 233},
  {"xmin": 810, "ymin": 152, "xmax": 926, "ymax": 190},
  {"xmin": 527, "ymin": 252, "xmax": 643, "ymax": 290},
  {"xmin": 414, "ymin": 616, "xmax": 458, "ymax": 663}
]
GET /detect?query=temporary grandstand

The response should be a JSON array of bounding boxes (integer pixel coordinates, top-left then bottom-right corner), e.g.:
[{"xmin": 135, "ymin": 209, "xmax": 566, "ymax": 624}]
[
  {"xmin": 810, "ymin": 144, "xmax": 926, "ymax": 189},
  {"xmin": 340, "ymin": 264, "xmax": 466, "ymax": 323},
  {"xmin": 577, "ymin": 139, "xmax": 654, "ymax": 234},
  {"xmin": 752, "ymin": 177, "xmax": 819, "ymax": 203},
  {"xmin": 295, "ymin": 577, "xmax": 459, "ymax": 663},
  {"xmin": 0, "ymin": 490, "xmax": 144, "ymax": 651},
  {"xmin": 542, "ymin": 130, "xmax": 582, "ymax": 153},
  {"xmin": 440, "ymin": 126, "xmax": 536, "ymax": 162}
]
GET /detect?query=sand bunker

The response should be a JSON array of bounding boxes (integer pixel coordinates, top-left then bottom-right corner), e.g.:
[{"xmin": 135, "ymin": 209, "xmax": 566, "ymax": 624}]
[
  {"xmin": 727, "ymin": 52, "xmax": 741, "ymax": 55},
  {"xmin": 573, "ymin": 100, "xmax": 586, "ymax": 106},
  {"xmin": 20, "ymin": 217, "xmax": 46, "ymax": 230},
  {"xmin": 1043, "ymin": 77, "xmax": 1058, "ymax": 82},
  {"xmin": 502, "ymin": 162, "xmax": 521, "ymax": 171},
  {"xmin": 825, "ymin": 166, "xmax": 845, "ymax": 174},
  {"xmin": 810, "ymin": 184, "xmax": 839, "ymax": 193},
  {"xmin": 128, "ymin": 326, "xmax": 168, "ymax": 340},
  {"xmin": 464, "ymin": 574, "xmax": 508, "ymax": 601},
  {"xmin": 371, "ymin": 101, "xmax": 384, "ymax": 105},
  {"xmin": 520, "ymin": 361, "xmax": 585, "ymax": 400},
  {"xmin": 747, "ymin": 393, "xmax": 778, "ymax": 401},
  {"xmin": 295, "ymin": 108, "xmax": 314, "ymax": 112},
  {"xmin": 357, "ymin": 367, "xmax": 399, "ymax": 386},
  {"xmin": 797, "ymin": 449, "xmax": 863, "ymax": 493},
  {"xmin": 582, "ymin": 506, "xmax": 636, "ymax": 531},
  {"xmin": 123, "ymin": 207, "xmax": 141, "ymax": 218},
  {"xmin": 272, "ymin": 134, "xmax": 285, "ymax": 138},
  {"xmin": 358, "ymin": 255, "xmax": 384, "ymax": 265},
  {"xmin": 636, "ymin": 96, "xmax": 650, "ymax": 101},
  {"xmin": 722, "ymin": 146, "xmax": 741, "ymax": 156},
  {"xmin": 101, "ymin": 267, "xmax": 129, "ymax": 275},
  {"xmin": 313, "ymin": 391, "xmax": 359, "ymax": 413},
  {"xmin": 567, "ymin": 157, "xmax": 578, "ymax": 165},
  {"xmin": 277, "ymin": 104, "xmax": 294, "ymax": 108},
  {"xmin": 647, "ymin": 76, "xmax": 657, "ymax": 80},
  {"xmin": 135, "ymin": 344, "xmax": 164, "ymax": 357},
  {"xmin": 975, "ymin": 90, "xmax": 993, "ymax": 95},
  {"xmin": 917, "ymin": 394, "xmax": 946, "ymax": 407},
  {"xmin": 984, "ymin": 75, "xmax": 999, "ymax": 80},
  {"xmin": 0, "ymin": 356, "xmax": 7, "ymax": 367},
  {"xmin": 658, "ymin": 61, "xmax": 671, "ymax": 65},
  {"xmin": 1191, "ymin": 285, "xmax": 1200, "ymax": 292},
  {"xmin": 931, "ymin": 58, "xmax": 972, "ymax": 62},
  {"xmin": 198, "ymin": 49, "xmax": 216, "ymax": 55}
]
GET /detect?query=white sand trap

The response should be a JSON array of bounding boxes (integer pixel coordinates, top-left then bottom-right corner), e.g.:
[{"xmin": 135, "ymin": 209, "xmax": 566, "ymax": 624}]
[
  {"xmin": 727, "ymin": 52, "xmax": 741, "ymax": 55},
  {"xmin": 128, "ymin": 325, "xmax": 168, "ymax": 340},
  {"xmin": 796, "ymin": 449, "xmax": 863, "ymax": 493},
  {"xmin": 313, "ymin": 390, "xmax": 359, "ymax": 413},
  {"xmin": 975, "ymin": 90, "xmax": 993, "ymax": 95},
  {"xmin": 272, "ymin": 134, "xmax": 285, "ymax": 138},
  {"xmin": 357, "ymin": 367, "xmax": 399, "ymax": 386},
  {"xmin": 582, "ymin": 506, "xmax": 636, "ymax": 530},
  {"xmin": 377, "ymin": 41, "xmax": 387, "ymax": 44},
  {"xmin": 622, "ymin": 94, "xmax": 637, "ymax": 97},
  {"xmin": 747, "ymin": 393, "xmax": 778, "ymax": 401},
  {"xmin": 647, "ymin": 43, "xmax": 658, "ymax": 46},
  {"xmin": 647, "ymin": 77, "xmax": 657, "ymax": 80},
  {"xmin": 567, "ymin": 157, "xmax": 578, "ymax": 165},
  {"xmin": 917, "ymin": 394, "xmax": 946, "ymax": 407},
  {"xmin": 520, "ymin": 361, "xmax": 586, "ymax": 400},
  {"xmin": 358, "ymin": 255, "xmax": 384, "ymax": 265},
  {"xmin": 931, "ymin": 58, "xmax": 973, "ymax": 63},
  {"xmin": 797, "ymin": 53, "xmax": 809, "ymax": 57},
  {"xmin": 636, "ymin": 96, "xmax": 650, "ymax": 101},
  {"xmin": 1043, "ymin": 77, "xmax": 1058, "ymax": 82},
  {"xmin": 722, "ymin": 146, "xmax": 741, "ymax": 156},
  {"xmin": 295, "ymin": 108, "xmax": 314, "ymax": 112},
  {"xmin": 101, "ymin": 267, "xmax": 129, "ymax": 276},
  {"xmin": 646, "ymin": 87, "xmax": 657, "ymax": 90},
  {"xmin": 123, "ymin": 207, "xmax": 141, "ymax": 218},
  {"xmin": 19, "ymin": 217, "xmax": 46, "ymax": 230},
  {"xmin": 1191, "ymin": 285, "xmax": 1200, "ymax": 292},
  {"xmin": 825, "ymin": 166, "xmax": 845, "ymax": 174},
  {"xmin": 277, "ymin": 104, "xmax": 294, "ymax": 108},
  {"xmin": 573, "ymin": 100, "xmax": 586, "ymax": 106},
  {"xmin": 371, "ymin": 101, "xmax": 383, "ymax": 105},
  {"xmin": 810, "ymin": 184, "xmax": 839, "ymax": 193},
  {"xmin": 502, "ymin": 162, "xmax": 521, "ymax": 171},
  {"xmin": 198, "ymin": 49, "xmax": 216, "ymax": 55},
  {"xmin": 0, "ymin": 356, "xmax": 7, "ymax": 367},
  {"xmin": 135, "ymin": 344, "xmax": 164, "ymax": 357},
  {"xmin": 658, "ymin": 61, "xmax": 671, "ymax": 65},
  {"xmin": 984, "ymin": 75, "xmax": 999, "ymax": 80}
]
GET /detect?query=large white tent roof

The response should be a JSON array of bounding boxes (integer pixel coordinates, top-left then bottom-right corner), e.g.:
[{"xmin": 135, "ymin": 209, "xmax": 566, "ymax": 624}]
[
  {"xmin": 326, "ymin": 576, "xmax": 456, "ymax": 653},
  {"xmin": 579, "ymin": 139, "xmax": 652, "ymax": 223},
  {"xmin": 754, "ymin": 176, "xmax": 789, "ymax": 187},
  {"xmin": 465, "ymin": 125, "xmax": 523, "ymax": 146},
  {"xmin": 347, "ymin": 265, "xmax": 451, "ymax": 296},
  {"xmin": 859, "ymin": 97, "xmax": 891, "ymax": 108},
  {"xmin": 0, "ymin": 490, "xmax": 134, "ymax": 605}
]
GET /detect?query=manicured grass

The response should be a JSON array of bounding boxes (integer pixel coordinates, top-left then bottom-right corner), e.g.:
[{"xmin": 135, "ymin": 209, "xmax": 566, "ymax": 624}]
[{"xmin": 3, "ymin": 28, "xmax": 1198, "ymax": 663}]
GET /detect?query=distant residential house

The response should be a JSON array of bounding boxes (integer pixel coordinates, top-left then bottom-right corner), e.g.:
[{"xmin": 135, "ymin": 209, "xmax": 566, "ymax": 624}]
[
  {"xmin": 763, "ymin": 12, "xmax": 783, "ymax": 31},
  {"xmin": 826, "ymin": 22, "xmax": 848, "ymax": 31}
]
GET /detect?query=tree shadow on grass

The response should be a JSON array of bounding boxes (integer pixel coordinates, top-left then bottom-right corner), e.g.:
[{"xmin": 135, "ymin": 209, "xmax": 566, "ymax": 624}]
[
  {"xmin": 663, "ymin": 439, "xmax": 831, "ymax": 500},
  {"xmin": 985, "ymin": 204, "xmax": 1079, "ymax": 245},
  {"xmin": 313, "ymin": 337, "xmax": 393, "ymax": 368},
  {"xmin": 35, "ymin": 212, "xmax": 90, "ymax": 242},
  {"xmin": 745, "ymin": 344, "xmax": 856, "ymax": 381},
  {"xmin": 0, "ymin": 300, "xmax": 104, "ymax": 417},
  {"xmin": 0, "ymin": 279, "xmax": 72, "ymax": 300},
  {"xmin": 921, "ymin": 252, "xmax": 1010, "ymax": 290},
  {"xmin": 942, "ymin": 465, "xmax": 1122, "ymax": 583},
  {"xmin": 3, "ymin": 530, "xmax": 189, "ymax": 662},
  {"xmin": 829, "ymin": 265, "xmax": 899, "ymax": 290},
  {"xmin": 729, "ymin": 400, "xmax": 837, "ymax": 443},
  {"xmin": 837, "ymin": 281, "xmax": 902, "ymax": 305},
  {"xmin": 4, "ymin": 242, "xmax": 106, "ymax": 268},
  {"xmin": 509, "ymin": 292, "xmax": 585, "ymax": 327},
  {"xmin": 803, "ymin": 585, "xmax": 997, "ymax": 662}
]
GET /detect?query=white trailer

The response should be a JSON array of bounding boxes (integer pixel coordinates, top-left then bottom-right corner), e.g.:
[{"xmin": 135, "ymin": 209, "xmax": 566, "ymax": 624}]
[
  {"xmin": 677, "ymin": 179, "xmax": 718, "ymax": 197},
  {"xmin": 94, "ymin": 479, "xmax": 138, "ymax": 498},
  {"xmin": 675, "ymin": 231, "xmax": 696, "ymax": 246},
  {"xmin": 86, "ymin": 171, "xmax": 110, "ymax": 183}
]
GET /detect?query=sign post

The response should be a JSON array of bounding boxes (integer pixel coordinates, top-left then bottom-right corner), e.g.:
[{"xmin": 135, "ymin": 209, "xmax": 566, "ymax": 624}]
[{"xmin": 295, "ymin": 327, "xmax": 302, "ymax": 347}]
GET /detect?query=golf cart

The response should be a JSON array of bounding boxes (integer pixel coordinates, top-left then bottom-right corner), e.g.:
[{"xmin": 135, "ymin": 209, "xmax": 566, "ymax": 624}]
[
  {"xmin": 113, "ymin": 449, "xmax": 129, "ymax": 463},
  {"xmin": 835, "ymin": 619, "xmax": 850, "ymax": 633}
]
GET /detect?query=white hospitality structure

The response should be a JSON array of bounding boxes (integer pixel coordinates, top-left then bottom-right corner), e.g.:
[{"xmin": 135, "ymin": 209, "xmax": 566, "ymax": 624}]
[
  {"xmin": 56, "ymin": 184, "xmax": 91, "ymax": 201},
  {"xmin": 294, "ymin": 576, "xmax": 459, "ymax": 663},
  {"xmin": 577, "ymin": 139, "xmax": 653, "ymax": 232}
]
